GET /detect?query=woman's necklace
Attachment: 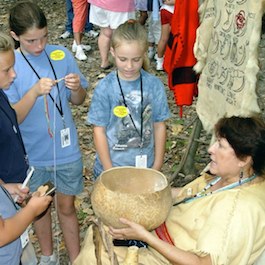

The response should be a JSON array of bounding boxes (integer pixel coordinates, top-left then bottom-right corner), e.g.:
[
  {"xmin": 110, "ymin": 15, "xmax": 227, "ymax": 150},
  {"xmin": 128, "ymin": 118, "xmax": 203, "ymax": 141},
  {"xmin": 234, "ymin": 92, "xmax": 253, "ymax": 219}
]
[{"xmin": 173, "ymin": 174, "xmax": 257, "ymax": 206}]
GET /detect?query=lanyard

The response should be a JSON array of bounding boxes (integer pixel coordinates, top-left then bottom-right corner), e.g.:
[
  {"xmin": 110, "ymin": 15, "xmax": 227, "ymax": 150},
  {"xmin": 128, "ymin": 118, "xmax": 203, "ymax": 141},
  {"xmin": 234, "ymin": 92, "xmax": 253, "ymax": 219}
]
[
  {"xmin": 173, "ymin": 174, "xmax": 257, "ymax": 206},
  {"xmin": 0, "ymin": 185, "xmax": 20, "ymax": 210},
  {"xmin": 0, "ymin": 91, "xmax": 28, "ymax": 165},
  {"xmin": 20, "ymin": 49, "xmax": 64, "ymax": 119},
  {"xmin": 116, "ymin": 72, "xmax": 144, "ymax": 148}
]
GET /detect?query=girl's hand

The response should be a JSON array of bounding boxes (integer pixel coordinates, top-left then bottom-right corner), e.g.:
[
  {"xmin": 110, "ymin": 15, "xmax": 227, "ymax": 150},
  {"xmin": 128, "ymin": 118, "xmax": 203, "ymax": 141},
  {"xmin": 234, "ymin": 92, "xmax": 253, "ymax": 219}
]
[
  {"xmin": 27, "ymin": 191, "xmax": 52, "ymax": 217},
  {"xmin": 64, "ymin": 73, "xmax": 81, "ymax": 92},
  {"xmin": 2, "ymin": 183, "xmax": 29, "ymax": 204},
  {"xmin": 32, "ymin": 78, "xmax": 54, "ymax": 97},
  {"xmin": 109, "ymin": 218, "xmax": 149, "ymax": 241}
]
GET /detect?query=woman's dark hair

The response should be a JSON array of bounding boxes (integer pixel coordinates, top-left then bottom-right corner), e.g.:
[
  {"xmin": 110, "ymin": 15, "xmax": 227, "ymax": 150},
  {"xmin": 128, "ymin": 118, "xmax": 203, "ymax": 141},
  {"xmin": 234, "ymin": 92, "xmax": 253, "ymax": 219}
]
[
  {"xmin": 9, "ymin": 1, "xmax": 47, "ymax": 36},
  {"xmin": 215, "ymin": 115, "xmax": 265, "ymax": 176}
]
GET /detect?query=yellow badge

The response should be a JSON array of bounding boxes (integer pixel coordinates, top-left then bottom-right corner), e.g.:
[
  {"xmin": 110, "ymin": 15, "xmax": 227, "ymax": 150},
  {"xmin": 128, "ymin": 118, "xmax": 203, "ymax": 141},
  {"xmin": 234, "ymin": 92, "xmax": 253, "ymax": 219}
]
[
  {"xmin": 113, "ymin": 106, "xmax": 129, "ymax": 118},
  {"xmin": 50, "ymin": 50, "xmax": 65, "ymax": 61}
]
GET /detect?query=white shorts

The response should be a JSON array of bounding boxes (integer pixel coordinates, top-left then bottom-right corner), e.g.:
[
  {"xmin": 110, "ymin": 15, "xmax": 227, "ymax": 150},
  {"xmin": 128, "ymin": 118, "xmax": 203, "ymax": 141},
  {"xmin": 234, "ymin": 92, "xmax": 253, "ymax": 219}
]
[{"xmin": 90, "ymin": 5, "xmax": 135, "ymax": 29}]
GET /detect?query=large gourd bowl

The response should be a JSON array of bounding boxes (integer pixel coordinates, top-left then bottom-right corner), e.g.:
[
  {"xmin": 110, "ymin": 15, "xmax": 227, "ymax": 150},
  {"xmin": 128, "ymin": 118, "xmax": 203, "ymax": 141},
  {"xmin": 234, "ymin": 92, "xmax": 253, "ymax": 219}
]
[{"xmin": 91, "ymin": 167, "xmax": 172, "ymax": 231}]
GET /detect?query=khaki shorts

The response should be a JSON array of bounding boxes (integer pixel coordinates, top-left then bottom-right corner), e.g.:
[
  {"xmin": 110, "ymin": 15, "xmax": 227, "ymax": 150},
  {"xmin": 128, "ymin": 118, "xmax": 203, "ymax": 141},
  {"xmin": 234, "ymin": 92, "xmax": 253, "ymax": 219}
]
[{"xmin": 89, "ymin": 5, "xmax": 135, "ymax": 29}]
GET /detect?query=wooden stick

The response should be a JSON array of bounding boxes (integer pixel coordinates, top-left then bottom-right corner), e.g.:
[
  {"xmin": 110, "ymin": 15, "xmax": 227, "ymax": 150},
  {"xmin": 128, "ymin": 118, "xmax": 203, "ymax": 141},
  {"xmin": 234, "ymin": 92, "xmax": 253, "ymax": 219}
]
[
  {"xmin": 93, "ymin": 217, "xmax": 119, "ymax": 265},
  {"xmin": 55, "ymin": 77, "xmax": 65, "ymax": 83}
]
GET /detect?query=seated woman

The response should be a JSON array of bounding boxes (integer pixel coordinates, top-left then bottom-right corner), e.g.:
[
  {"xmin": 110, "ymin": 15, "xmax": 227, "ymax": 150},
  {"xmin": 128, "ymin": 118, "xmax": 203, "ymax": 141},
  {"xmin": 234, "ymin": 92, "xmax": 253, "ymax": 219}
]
[{"xmin": 74, "ymin": 115, "xmax": 265, "ymax": 265}]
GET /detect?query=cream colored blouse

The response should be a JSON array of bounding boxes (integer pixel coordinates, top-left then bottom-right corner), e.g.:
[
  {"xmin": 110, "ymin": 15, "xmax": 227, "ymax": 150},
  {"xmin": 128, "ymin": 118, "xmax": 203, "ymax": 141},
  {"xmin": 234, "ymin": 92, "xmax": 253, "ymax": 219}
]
[{"xmin": 74, "ymin": 174, "xmax": 265, "ymax": 265}]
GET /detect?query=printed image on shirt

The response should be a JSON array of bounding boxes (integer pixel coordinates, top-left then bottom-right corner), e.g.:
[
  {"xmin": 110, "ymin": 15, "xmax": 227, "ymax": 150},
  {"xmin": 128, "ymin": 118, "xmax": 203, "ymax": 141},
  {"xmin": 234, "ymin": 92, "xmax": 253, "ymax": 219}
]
[{"xmin": 113, "ymin": 90, "xmax": 152, "ymax": 151}]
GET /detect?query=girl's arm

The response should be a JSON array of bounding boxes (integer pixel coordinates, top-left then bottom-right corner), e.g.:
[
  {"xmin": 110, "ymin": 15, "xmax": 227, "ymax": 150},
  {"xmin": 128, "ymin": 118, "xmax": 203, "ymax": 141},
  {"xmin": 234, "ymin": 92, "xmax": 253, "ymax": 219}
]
[
  {"xmin": 0, "ymin": 193, "xmax": 52, "ymax": 247},
  {"xmin": 152, "ymin": 121, "xmax": 167, "ymax": 171},
  {"xmin": 12, "ymin": 78, "xmax": 54, "ymax": 124},
  {"xmin": 109, "ymin": 218, "xmax": 212, "ymax": 265},
  {"xmin": 13, "ymin": 73, "xmax": 86, "ymax": 123},
  {"xmin": 93, "ymin": 126, "xmax": 113, "ymax": 171},
  {"xmin": 70, "ymin": 86, "xmax": 87, "ymax": 105},
  {"xmin": 65, "ymin": 73, "xmax": 87, "ymax": 105}
]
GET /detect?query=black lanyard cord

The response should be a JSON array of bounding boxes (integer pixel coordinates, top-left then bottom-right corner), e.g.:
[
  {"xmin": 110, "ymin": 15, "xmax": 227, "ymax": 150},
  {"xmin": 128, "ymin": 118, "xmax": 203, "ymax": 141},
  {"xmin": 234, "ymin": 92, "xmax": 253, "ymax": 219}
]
[
  {"xmin": 0, "ymin": 185, "xmax": 20, "ymax": 210},
  {"xmin": 116, "ymin": 72, "xmax": 144, "ymax": 147},
  {"xmin": 20, "ymin": 49, "xmax": 64, "ymax": 118}
]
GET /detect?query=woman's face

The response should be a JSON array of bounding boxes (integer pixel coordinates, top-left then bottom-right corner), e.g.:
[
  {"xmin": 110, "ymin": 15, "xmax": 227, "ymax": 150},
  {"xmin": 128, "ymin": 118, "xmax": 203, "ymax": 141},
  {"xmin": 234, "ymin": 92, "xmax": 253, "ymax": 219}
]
[
  {"xmin": 110, "ymin": 40, "xmax": 145, "ymax": 81},
  {"xmin": 208, "ymin": 137, "xmax": 242, "ymax": 178},
  {"xmin": 13, "ymin": 27, "xmax": 48, "ymax": 56},
  {"xmin": 0, "ymin": 50, "xmax": 16, "ymax": 89}
]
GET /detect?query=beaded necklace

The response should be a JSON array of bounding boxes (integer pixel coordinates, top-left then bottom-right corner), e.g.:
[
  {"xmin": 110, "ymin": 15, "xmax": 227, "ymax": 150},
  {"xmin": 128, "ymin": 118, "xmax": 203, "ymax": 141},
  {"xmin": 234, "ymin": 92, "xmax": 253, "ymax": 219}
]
[{"xmin": 173, "ymin": 174, "xmax": 257, "ymax": 206}]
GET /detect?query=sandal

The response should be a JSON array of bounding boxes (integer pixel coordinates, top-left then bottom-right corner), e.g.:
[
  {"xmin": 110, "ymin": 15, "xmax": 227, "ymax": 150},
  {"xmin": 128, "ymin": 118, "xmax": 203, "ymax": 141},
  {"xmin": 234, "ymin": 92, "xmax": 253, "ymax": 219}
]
[{"xmin": 100, "ymin": 64, "xmax": 113, "ymax": 70}]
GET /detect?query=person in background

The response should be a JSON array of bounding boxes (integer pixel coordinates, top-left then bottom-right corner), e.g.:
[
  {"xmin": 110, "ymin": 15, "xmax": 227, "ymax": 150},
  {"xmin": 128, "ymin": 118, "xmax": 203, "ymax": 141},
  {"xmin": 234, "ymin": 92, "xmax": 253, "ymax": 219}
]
[
  {"xmin": 75, "ymin": 115, "xmax": 265, "ymax": 265},
  {"xmin": 7, "ymin": 1, "xmax": 88, "ymax": 264},
  {"xmin": 87, "ymin": 20, "xmax": 170, "ymax": 178},
  {"xmin": 155, "ymin": 0, "xmax": 175, "ymax": 71},
  {"xmin": 135, "ymin": 0, "xmax": 148, "ymax": 25},
  {"xmin": 88, "ymin": 0, "xmax": 135, "ymax": 70},
  {"xmin": 71, "ymin": 0, "xmax": 92, "ymax": 61},
  {"xmin": 60, "ymin": 0, "xmax": 98, "ymax": 39},
  {"xmin": 0, "ymin": 30, "xmax": 53, "ymax": 265},
  {"xmin": 146, "ymin": 0, "xmax": 162, "ymax": 60}
]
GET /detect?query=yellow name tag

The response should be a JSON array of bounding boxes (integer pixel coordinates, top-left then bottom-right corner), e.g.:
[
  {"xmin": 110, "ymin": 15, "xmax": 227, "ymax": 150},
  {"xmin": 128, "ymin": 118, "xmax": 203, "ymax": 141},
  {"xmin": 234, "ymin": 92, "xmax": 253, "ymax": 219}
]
[
  {"xmin": 113, "ymin": 106, "xmax": 129, "ymax": 118},
  {"xmin": 50, "ymin": 50, "xmax": 65, "ymax": 61}
]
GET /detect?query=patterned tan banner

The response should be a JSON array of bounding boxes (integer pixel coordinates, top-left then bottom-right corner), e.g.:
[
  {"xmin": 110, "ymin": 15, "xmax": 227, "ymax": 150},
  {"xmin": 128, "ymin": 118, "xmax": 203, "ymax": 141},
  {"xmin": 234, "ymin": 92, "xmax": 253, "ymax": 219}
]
[{"xmin": 194, "ymin": 0, "xmax": 264, "ymax": 132}]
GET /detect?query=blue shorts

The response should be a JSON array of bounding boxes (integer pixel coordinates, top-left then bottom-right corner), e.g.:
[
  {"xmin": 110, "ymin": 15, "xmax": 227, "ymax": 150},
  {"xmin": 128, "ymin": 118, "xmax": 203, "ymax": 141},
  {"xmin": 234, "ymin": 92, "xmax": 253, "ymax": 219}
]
[{"xmin": 29, "ymin": 158, "xmax": 84, "ymax": 195}]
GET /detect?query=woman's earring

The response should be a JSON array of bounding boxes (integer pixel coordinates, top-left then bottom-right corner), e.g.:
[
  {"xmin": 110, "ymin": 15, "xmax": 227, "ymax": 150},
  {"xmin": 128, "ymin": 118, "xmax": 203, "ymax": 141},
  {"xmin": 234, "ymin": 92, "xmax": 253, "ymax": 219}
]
[{"xmin": 239, "ymin": 169, "xmax": 243, "ymax": 185}]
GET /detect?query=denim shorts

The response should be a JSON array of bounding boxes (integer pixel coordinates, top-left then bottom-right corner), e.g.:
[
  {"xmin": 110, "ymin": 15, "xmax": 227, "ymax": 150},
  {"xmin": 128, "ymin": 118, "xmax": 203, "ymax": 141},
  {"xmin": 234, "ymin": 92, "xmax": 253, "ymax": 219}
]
[{"xmin": 29, "ymin": 158, "xmax": 84, "ymax": 195}]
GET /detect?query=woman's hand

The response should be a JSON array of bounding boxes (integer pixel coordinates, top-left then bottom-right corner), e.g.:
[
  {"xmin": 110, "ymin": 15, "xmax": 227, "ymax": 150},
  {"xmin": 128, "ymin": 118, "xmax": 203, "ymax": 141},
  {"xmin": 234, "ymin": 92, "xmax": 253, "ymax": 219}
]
[
  {"xmin": 109, "ymin": 218, "xmax": 150, "ymax": 241},
  {"xmin": 171, "ymin": 187, "xmax": 181, "ymax": 198}
]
